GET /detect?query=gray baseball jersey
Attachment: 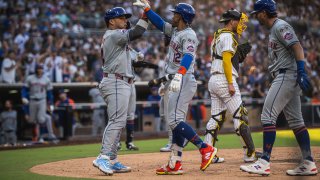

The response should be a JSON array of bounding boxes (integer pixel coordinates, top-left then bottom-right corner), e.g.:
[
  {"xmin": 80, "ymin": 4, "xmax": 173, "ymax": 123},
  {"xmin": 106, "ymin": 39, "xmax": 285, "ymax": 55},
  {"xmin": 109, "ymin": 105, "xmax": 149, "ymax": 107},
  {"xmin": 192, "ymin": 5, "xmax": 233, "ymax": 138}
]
[
  {"xmin": 0, "ymin": 110, "xmax": 17, "ymax": 144},
  {"xmin": 101, "ymin": 29, "xmax": 134, "ymax": 78},
  {"xmin": 99, "ymin": 19, "xmax": 148, "ymax": 160},
  {"xmin": 163, "ymin": 24, "xmax": 199, "ymax": 74},
  {"xmin": 25, "ymin": 74, "xmax": 53, "ymax": 100},
  {"xmin": 268, "ymin": 19, "xmax": 299, "ymax": 73},
  {"xmin": 25, "ymin": 74, "xmax": 52, "ymax": 124},
  {"xmin": 0, "ymin": 111, "xmax": 17, "ymax": 131},
  {"xmin": 261, "ymin": 18, "xmax": 304, "ymax": 129},
  {"xmin": 160, "ymin": 23, "xmax": 199, "ymax": 130}
]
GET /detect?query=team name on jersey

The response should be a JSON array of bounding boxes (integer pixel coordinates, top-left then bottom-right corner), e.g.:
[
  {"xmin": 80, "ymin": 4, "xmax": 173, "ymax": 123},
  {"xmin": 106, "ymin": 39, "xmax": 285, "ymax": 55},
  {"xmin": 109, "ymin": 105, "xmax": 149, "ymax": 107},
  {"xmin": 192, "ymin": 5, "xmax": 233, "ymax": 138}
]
[
  {"xmin": 269, "ymin": 41, "xmax": 278, "ymax": 50},
  {"xmin": 170, "ymin": 41, "xmax": 180, "ymax": 52}
]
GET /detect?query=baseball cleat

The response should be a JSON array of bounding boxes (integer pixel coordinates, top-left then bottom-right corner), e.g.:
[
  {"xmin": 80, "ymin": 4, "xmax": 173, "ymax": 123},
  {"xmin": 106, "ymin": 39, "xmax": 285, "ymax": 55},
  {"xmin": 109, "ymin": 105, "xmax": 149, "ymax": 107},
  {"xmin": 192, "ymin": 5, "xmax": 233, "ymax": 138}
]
[
  {"xmin": 111, "ymin": 161, "xmax": 132, "ymax": 173},
  {"xmin": 156, "ymin": 161, "xmax": 183, "ymax": 175},
  {"xmin": 126, "ymin": 142, "xmax": 139, "ymax": 151},
  {"xmin": 199, "ymin": 144, "xmax": 217, "ymax": 171},
  {"xmin": 212, "ymin": 155, "xmax": 225, "ymax": 163},
  {"xmin": 160, "ymin": 144, "xmax": 172, "ymax": 152},
  {"xmin": 286, "ymin": 159, "xmax": 318, "ymax": 176},
  {"xmin": 240, "ymin": 158, "xmax": 270, "ymax": 176},
  {"xmin": 93, "ymin": 155, "xmax": 113, "ymax": 175}
]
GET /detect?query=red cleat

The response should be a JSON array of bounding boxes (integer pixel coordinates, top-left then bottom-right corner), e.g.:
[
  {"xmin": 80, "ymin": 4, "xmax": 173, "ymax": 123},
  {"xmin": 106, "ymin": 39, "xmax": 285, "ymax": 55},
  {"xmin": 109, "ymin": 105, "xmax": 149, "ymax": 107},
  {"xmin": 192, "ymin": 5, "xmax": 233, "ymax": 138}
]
[
  {"xmin": 156, "ymin": 161, "xmax": 183, "ymax": 175},
  {"xmin": 200, "ymin": 144, "xmax": 217, "ymax": 171}
]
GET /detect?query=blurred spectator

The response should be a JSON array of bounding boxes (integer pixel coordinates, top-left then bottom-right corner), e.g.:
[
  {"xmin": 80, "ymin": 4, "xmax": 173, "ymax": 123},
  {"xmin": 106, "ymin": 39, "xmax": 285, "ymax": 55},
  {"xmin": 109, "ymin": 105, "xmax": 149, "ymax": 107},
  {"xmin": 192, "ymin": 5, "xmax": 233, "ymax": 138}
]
[
  {"xmin": 44, "ymin": 48, "xmax": 63, "ymax": 82},
  {"xmin": 0, "ymin": 0, "xmax": 318, "ymax": 101},
  {"xmin": 72, "ymin": 20, "xmax": 84, "ymax": 34},
  {"xmin": 14, "ymin": 28, "xmax": 29, "ymax": 54},
  {"xmin": 0, "ymin": 100, "xmax": 17, "ymax": 146},
  {"xmin": 252, "ymin": 82, "xmax": 265, "ymax": 98},
  {"xmin": 0, "ymin": 51, "xmax": 16, "ymax": 83}
]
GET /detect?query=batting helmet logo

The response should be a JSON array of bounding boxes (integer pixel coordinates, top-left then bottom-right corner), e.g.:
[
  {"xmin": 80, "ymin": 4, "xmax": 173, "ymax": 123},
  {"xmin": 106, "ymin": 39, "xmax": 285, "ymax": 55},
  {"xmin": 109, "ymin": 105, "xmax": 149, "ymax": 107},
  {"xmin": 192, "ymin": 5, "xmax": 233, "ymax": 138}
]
[
  {"xmin": 170, "ymin": 3, "xmax": 195, "ymax": 24},
  {"xmin": 104, "ymin": 7, "xmax": 132, "ymax": 23}
]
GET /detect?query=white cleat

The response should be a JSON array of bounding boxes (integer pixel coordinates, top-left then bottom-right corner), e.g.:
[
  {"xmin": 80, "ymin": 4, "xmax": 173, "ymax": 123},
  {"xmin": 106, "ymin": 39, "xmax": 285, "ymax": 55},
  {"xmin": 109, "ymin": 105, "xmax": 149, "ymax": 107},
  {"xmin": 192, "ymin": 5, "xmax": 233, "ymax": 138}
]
[
  {"xmin": 240, "ymin": 158, "xmax": 271, "ymax": 176},
  {"xmin": 160, "ymin": 144, "xmax": 172, "ymax": 152},
  {"xmin": 212, "ymin": 155, "xmax": 225, "ymax": 163},
  {"xmin": 286, "ymin": 159, "xmax": 318, "ymax": 176}
]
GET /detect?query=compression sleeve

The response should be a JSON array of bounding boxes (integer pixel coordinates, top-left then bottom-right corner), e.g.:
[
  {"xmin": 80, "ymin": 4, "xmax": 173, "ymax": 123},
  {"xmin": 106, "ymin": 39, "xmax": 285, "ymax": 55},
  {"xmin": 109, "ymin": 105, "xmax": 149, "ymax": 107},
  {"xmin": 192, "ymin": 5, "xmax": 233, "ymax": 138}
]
[
  {"xmin": 177, "ymin": 54, "xmax": 193, "ymax": 75},
  {"xmin": 222, "ymin": 51, "xmax": 233, "ymax": 84},
  {"xmin": 145, "ymin": 9, "xmax": 165, "ymax": 32}
]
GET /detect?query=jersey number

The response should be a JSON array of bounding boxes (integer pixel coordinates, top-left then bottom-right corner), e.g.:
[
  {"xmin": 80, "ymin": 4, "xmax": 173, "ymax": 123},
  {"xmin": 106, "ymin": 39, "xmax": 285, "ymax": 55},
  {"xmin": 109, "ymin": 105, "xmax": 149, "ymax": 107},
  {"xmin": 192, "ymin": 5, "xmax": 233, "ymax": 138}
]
[{"xmin": 173, "ymin": 52, "xmax": 182, "ymax": 63}]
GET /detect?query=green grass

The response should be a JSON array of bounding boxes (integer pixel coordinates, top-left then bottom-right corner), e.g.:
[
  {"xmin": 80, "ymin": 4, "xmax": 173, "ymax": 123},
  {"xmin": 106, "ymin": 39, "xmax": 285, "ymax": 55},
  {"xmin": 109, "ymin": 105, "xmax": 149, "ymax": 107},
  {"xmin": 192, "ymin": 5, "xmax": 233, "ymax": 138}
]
[{"xmin": 0, "ymin": 129, "xmax": 319, "ymax": 179}]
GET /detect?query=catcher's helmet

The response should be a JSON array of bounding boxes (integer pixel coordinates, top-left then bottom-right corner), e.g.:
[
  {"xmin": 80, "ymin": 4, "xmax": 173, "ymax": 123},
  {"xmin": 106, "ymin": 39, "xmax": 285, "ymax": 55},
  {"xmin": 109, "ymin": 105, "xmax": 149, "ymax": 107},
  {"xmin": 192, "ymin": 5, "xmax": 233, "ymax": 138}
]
[
  {"xmin": 170, "ymin": 3, "xmax": 195, "ymax": 24},
  {"xmin": 104, "ymin": 7, "xmax": 132, "ymax": 23},
  {"xmin": 219, "ymin": 8, "xmax": 241, "ymax": 22},
  {"xmin": 250, "ymin": 0, "xmax": 276, "ymax": 15}
]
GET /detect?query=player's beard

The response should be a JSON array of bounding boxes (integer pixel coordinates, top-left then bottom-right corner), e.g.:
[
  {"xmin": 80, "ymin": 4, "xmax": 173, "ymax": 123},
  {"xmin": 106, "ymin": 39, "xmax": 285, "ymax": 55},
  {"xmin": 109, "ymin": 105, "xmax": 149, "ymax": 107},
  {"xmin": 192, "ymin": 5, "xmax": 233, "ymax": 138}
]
[{"xmin": 172, "ymin": 19, "xmax": 178, "ymax": 27}]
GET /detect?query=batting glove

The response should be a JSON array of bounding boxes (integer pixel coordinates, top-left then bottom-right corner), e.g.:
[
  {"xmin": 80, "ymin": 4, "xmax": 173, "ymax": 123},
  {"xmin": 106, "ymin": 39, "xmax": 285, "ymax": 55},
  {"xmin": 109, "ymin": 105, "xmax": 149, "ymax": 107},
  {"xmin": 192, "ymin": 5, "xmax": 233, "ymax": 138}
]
[
  {"xmin": 158, "ymin": 83, "xmax": 166, "ymax": 96},
  {"xmin": 169, "ymin": 74, "xmax": 182, "ymax": 92},
  {"xmin": 296, "ymin": 60, "xmax": 312, "ymax": 92},
  {"xmin": 22, "ymin": 98, "xmax": 29, "ymax": 105},
  {"xmin": 133, "ymin": 0, "xmax": 150, "ymax": 10}
]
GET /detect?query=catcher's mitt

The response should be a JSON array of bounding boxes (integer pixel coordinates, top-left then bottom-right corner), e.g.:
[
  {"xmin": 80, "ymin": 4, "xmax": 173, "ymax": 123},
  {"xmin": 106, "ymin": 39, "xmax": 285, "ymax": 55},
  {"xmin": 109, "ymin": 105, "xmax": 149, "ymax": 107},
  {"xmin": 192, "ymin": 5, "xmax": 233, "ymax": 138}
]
[
  {"xmin": 132, "ymin": 61, "xmax": 158, "ymax": 69},
  {"xmin": 233, "ymin": 42, "xmax": 252, "ymax": 63}
]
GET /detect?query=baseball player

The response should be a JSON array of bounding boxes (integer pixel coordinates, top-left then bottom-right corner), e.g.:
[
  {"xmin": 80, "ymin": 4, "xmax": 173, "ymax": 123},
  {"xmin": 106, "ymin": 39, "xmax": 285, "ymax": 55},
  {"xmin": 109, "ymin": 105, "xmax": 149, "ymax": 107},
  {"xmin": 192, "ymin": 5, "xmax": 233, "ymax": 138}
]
[
  {"xmin": 134, "ymin": 1, "xmax": 216, "ymax": 175},
  {"xmin": 0, "ymin": 100, "xmax": 17, "ymax": 146},
  {"xmin": 21, "ymin": 64, "xmax": 53, "ymax": 142},
  {"xmin": 117, "ymin": 48, "xmax": 143, "ymax": 151},
  {"xmin": 204, "ymin": 9, "xmax": 260, "ymax": 164},
  {"xmin": 92, "ymin": 7, "xmax": 149, "ymax": 176},
  {"xmin": 240, "ymin": 0, "xmax": 318, "ymax": 176},
  {"xmin": 89, "ymin": 88, "xmax": 106, "ymax": 136}
]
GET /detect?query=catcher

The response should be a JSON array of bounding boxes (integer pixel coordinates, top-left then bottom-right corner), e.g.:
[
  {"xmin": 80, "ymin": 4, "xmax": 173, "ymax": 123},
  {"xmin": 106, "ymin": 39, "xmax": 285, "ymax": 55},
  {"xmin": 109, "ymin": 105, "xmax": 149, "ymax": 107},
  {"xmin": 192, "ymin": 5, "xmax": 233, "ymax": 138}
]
[{"xmin": 204, "ymin": 8, "xmax": 261, "ymax": 163}]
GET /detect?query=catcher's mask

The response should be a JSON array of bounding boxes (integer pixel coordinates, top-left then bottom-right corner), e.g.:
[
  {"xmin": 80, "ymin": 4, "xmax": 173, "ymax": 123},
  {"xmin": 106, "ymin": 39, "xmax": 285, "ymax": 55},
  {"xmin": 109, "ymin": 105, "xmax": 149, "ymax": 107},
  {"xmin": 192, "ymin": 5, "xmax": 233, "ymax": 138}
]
[
  {"xmin": 236, "ymin": 12, "xmax": 248, "ymax": 37},
  {"xmin": 220, "ymin": 9, "xmax": 248, "ymax": 37}
]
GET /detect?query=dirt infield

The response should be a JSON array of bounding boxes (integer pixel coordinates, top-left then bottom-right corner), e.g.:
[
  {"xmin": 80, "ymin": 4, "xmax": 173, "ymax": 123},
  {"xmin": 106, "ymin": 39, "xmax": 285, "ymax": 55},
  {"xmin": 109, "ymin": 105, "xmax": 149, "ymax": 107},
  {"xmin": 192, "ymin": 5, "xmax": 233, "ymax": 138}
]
[{"xmin": 30, "ymin": 147, "xmax": 319, "ymax": 179}]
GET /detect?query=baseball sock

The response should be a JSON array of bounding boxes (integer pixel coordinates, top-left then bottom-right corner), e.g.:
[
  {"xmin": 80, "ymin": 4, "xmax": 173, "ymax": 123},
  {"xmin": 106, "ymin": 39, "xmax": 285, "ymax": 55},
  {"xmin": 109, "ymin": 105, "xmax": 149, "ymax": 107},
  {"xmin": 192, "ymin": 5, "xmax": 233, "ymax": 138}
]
[
  {"xmin": 174, "ymin": 121, "xmax": 207, "ymax": 149},
  {"xmin": 126, "ymin": 120, "xmax": 134, "ymax": 143},
  {"xmin": 293, "ymin": 126, "xmax": 313, "ymax": 161},
  {"xmin": 172, "ymin": 131, "xmax": 184, "ymax": 157},
  {"xmin": 261, "ymin": 124, "xmax": 276, "ymax": 162}
]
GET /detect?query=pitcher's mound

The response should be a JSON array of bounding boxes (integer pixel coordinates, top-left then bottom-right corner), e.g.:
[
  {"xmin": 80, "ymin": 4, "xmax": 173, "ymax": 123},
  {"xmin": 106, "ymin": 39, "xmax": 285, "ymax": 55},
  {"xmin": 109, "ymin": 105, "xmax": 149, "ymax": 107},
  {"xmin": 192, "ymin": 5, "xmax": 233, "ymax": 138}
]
[{"xmin": 30, "ymin": 147, "xmax": 319, "ymax": 179}]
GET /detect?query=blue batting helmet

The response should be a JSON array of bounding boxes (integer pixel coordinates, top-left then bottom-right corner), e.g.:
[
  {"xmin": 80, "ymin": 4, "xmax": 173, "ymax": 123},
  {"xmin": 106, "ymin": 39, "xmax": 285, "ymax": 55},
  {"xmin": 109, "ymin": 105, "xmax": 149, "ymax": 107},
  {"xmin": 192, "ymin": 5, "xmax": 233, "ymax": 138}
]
[
  {"xmin": 104, "ymin": 7, "xmax": 132, "ymax": 23},
  {"xmin": 250, "ymin": 0, "xmax": 276, "ymax": 15},
  {"xmin": 170, "ymin": 3, "xmax": 195, "ymax": 24}
]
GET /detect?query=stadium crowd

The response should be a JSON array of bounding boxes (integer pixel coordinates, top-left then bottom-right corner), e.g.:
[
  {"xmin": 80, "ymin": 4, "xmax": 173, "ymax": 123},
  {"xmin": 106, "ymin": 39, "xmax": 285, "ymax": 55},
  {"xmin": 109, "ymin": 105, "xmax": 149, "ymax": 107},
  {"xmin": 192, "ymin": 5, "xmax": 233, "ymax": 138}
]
[{"xmin": 0, "ymin": 0, "xmax": 319, "ymax": 99}]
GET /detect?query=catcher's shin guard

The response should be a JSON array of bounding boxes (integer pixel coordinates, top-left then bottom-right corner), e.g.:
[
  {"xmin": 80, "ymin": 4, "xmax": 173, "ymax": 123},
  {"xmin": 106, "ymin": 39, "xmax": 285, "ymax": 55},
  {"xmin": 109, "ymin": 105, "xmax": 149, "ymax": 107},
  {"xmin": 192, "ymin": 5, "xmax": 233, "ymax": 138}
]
[
  {"xmin": 233, "ymin": 105, "xmax": 255, "ymax": 157},
  {"xmin": 204, "ymin": 110, "xmax": 226, "ymax": 146}
]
